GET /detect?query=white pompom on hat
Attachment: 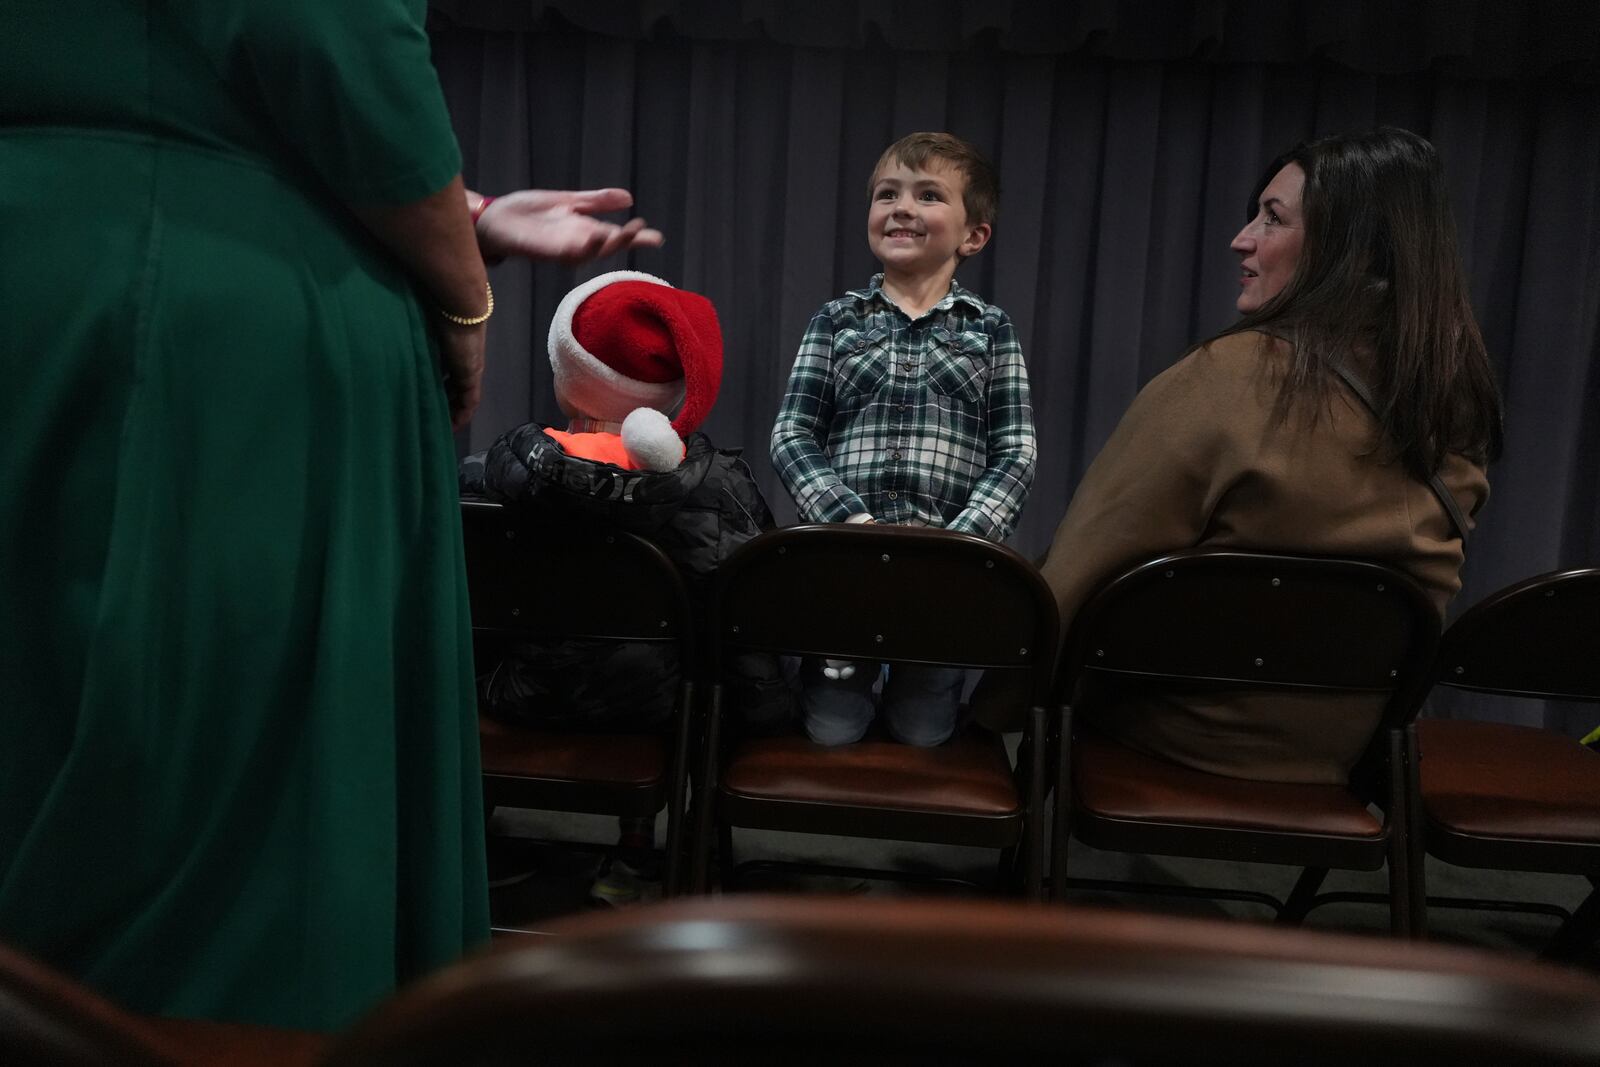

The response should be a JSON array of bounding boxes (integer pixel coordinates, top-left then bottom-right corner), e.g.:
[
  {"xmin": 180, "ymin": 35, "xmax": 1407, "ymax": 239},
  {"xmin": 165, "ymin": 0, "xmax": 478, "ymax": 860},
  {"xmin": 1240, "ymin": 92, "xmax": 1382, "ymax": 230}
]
[{"xmin": 546, "ymin": 271, "xmax": 724, "ymax": 467}]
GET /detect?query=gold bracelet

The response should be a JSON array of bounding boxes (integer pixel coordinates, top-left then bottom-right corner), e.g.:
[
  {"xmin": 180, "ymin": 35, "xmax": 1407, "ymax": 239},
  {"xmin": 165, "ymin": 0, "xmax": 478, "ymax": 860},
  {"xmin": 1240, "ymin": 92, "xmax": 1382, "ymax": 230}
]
[{"xmin": 438, "ymin": 282, "xmax": 493, "ymax": 326}]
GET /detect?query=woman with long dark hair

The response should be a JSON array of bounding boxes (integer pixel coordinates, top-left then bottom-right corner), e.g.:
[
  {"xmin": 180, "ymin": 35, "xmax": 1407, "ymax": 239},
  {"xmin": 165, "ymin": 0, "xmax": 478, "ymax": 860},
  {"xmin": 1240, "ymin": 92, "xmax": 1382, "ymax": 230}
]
[
  {"xmin": 1226, "ymin": 127, "xmax": 1502, "ymax": 485},
  {"xmin": 982, "ymin": 127, "xmax": 1503, "ymax": 783}
]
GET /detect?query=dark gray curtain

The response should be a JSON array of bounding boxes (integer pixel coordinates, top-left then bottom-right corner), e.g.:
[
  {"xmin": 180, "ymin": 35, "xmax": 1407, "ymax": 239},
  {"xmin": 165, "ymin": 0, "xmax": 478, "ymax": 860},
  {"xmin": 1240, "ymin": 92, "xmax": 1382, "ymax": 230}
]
[{"xmin": 429, "ymin": 3, "xmax": 1600, "ymax": 734}]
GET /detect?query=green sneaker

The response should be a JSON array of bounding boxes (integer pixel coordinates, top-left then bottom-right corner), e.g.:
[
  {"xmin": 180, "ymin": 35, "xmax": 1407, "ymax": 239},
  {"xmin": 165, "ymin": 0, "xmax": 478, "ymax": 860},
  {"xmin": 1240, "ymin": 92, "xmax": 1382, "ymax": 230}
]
[{"xmin": 588, "ymin": 857, "xmax": 658, "ymax": 907}]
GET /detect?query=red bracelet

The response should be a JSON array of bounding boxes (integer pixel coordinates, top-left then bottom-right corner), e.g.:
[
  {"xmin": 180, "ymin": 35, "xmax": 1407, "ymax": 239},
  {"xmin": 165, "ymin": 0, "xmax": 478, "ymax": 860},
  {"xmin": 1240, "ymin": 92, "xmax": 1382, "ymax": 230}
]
[{"xmin": 470, "ymin": 195, "xmax": 496, "ymax": 225}]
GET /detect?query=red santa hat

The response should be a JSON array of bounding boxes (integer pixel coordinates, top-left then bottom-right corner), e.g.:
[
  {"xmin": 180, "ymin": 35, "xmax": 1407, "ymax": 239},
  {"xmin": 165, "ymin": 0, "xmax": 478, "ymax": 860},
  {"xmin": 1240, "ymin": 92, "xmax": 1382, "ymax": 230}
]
[{"xmin": 546, "ymin": 271, "xmax": 723, "ymax": 447}]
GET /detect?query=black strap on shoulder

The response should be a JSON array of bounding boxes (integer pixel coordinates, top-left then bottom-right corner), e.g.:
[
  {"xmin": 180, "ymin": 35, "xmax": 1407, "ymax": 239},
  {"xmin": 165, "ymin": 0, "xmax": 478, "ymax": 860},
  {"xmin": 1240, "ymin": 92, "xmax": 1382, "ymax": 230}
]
[{"xmin": 1327, "ymin": 361, "xmax": 1470, "ymax": 543}]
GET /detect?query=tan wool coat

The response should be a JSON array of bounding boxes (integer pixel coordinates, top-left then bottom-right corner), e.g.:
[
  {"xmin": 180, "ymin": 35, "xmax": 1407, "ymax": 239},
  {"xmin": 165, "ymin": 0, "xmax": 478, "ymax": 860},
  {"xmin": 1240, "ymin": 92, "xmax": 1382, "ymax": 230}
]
[{"xmin": 1002, "ymin": 330, "xmax": 1489, "ymax": 784}]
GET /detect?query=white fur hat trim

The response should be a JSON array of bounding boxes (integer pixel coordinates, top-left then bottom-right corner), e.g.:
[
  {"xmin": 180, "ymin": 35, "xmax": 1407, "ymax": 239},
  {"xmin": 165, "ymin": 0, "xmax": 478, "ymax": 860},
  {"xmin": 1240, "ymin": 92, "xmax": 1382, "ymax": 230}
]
[
  {"xmin": 621, "ymin": 407, "xmax": 685, "ymax": 472},
  {"xmin": 547, "ymin": 270, "xmax": 686, "ymax": 424}
]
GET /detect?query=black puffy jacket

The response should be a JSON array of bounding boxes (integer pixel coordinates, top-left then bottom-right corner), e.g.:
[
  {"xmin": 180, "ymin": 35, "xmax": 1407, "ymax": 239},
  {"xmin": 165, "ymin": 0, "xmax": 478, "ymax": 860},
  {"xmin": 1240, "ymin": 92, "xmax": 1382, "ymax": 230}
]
[{"xmin": 461, "ymin": 425, "xmax": 792, "ymax": 733}]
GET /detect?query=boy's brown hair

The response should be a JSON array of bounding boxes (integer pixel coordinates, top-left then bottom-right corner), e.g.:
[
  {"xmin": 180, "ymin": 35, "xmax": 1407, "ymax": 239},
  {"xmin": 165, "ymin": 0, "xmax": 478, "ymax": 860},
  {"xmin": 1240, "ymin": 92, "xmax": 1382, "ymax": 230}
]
[{"xmin": 868, "ymin": 132, "xmax": 999, "ymax": 228}]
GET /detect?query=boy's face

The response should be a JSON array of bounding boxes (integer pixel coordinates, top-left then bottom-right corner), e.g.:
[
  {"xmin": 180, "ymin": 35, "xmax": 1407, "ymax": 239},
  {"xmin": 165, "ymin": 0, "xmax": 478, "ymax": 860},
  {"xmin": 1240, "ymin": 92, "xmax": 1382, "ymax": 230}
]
[{"xmin": 867, "ymin": 159, "xmax": 991, "ymax": 280}]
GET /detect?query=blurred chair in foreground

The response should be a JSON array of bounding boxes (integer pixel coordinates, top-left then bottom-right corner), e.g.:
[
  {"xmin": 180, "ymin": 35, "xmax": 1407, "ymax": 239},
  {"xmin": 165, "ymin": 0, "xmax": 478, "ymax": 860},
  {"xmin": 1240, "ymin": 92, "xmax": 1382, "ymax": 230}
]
[{"xmin": 323, "ymin": 895, "xmax": 1600, "ymax": 1066}]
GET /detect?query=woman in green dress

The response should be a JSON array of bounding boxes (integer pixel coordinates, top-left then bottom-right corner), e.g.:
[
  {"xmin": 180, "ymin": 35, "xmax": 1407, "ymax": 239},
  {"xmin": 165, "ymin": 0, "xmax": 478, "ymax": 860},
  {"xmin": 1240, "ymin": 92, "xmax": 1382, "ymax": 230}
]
[{"xmin": 0, "ymin": 0, "xmax": 654, "ymax": 1030}]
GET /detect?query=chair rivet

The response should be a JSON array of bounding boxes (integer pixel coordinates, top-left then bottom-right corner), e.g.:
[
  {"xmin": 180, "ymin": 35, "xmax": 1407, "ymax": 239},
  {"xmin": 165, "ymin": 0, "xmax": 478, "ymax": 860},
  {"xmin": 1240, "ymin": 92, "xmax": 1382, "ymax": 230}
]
[
  {"xmin": 1164, "ymin": 570, "xmax": 1174, "ymax": 578},
  {"xmin": 1019, "ymin": 647, "xmax": 1028, "ymax": 656},
  {"xmin": 986, "ymin": 561, "xmax": 994, "ymax": 569},
  {"xmin": 606, "ymin": 535, "xmax": 616, "ymax": 544},
  {"xmin": 732, "ymin": 625, "xmax": 740, "ymax": 633},
  {"xmin": 1389, "ymin": 669, "xmax": 1397, "ymax": 677},
  {"xmin": 1545, "ymin": 589, "xmax": 1556, "ymax": 597},
  {"xmin": 510, "ymin": 607, "xmax": 521, "ymax": 617},
  {"xmin": 875, "ymin": 634, "xmax": 884, "ymax": 642},
  {"xmin": 1454, "ymin": 665, "xmax": 1464, "ymax": 674},
  {"xmin": 778, "ymin": 546, "xmax": 786, "ymax": 554},
  {"xmin": 1376, "ymin": 583, "xmax": 1385, "ymax": 592},
  {"xmin": 881, "ymin": 554, "xmax": 891, "ymax": 563},
  {"xmin": 1095, "ymin": 649, "xmax": 1105, "ymax": 657},
  {"xmin": 1270, "ymin": 578, "xmax": 1280, "ymax": 587},
  {"xmin": 505, "ymin": 530, "xmax": 515, "ymax": 539},
  {"xmin": 660, "ymin": 620, "xmax": 668, "ymax": 629},
  {"xmin": 1253, "ymin": 657, "xmax": 1264, "ymax": 666}
]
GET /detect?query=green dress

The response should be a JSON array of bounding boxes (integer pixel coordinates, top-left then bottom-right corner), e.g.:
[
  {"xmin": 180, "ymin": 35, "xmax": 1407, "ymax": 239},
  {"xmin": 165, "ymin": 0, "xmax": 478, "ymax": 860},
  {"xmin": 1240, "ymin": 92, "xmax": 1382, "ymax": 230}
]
[{"xmin": 0, "ymin": 1, "xmax": 488, "ymax": 1030}]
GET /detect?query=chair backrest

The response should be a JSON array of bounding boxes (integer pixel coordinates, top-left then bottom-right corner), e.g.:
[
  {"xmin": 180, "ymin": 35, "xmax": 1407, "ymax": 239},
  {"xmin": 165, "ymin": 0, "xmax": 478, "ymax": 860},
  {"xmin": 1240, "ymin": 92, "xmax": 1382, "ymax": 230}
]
[
  {"xmin": 323, "ymin": 896, "xmax": 1600, "ymax": 1066},
  {"xmin": 712, "ymin": 524, "xmax": 1058, "ymax": 700},
  {"xmin": 1434, "ymin": 568, "xmax": 1600, "ymax": 702},
  {"xmin": 1058, "ymin": 549, "xmax": 1440, "ymax": 734},
  {"xmin": 461, "ymin": 499, "xmax": 693, "ymax": 657}
]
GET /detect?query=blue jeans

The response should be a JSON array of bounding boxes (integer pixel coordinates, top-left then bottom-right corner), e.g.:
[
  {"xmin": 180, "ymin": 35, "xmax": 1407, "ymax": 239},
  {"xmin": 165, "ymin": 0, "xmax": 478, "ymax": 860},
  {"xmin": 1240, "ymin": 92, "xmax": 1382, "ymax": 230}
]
[{"xmin": 800, "ymin": 657, "xmax": 966, "ymax": 747}]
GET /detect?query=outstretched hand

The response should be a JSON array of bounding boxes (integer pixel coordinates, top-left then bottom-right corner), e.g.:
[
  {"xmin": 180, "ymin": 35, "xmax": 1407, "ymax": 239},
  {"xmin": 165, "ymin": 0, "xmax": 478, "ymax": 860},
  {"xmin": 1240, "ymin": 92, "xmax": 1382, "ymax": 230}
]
[{"xmin": 475, "ymin": 188, "xmax": 665, "ymax": 264}]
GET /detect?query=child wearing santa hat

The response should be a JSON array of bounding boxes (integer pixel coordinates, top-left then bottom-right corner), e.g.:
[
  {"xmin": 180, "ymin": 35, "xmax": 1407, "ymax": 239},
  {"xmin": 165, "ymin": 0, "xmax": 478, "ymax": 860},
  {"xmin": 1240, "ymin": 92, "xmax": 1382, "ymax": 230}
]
[
  {"xmin": 541, "ymin": 269, "xmax": 723, "ymax": 472},
  {"xmin": 462, "ymin": 271, "xmax": 791, "ymax": 904}
]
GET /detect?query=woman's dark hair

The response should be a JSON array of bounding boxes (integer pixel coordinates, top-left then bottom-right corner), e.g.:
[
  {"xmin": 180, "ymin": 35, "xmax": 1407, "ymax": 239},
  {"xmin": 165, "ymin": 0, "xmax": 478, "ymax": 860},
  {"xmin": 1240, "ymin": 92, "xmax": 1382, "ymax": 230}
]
[{"xmin": 1209, "ymin": 127, "xmax": 1503, "ymax": 477}]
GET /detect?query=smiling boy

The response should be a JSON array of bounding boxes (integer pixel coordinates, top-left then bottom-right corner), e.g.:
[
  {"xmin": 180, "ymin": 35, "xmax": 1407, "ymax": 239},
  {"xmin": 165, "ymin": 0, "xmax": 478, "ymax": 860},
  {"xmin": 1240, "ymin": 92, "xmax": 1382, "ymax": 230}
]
[{"xmin": 770, "ymin": 131, "xmax": 1037, "ymax": 748}]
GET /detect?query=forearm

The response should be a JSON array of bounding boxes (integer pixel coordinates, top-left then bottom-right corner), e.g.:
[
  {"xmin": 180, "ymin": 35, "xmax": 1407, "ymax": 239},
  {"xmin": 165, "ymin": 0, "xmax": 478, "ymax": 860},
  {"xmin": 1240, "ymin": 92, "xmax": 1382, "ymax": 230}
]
[
  {"xmin": 352, "ymin": 175, "xmax": 488, "ymax": 320},
  {"xmin": 771, "ymin": 327, "xmax": 868, "ymax": 521},
  {"xmin": 770, "ymin": 427, "xmax": 868, "ymax": 522},
  {"xmin": 947, "ymin": 443, "xmax": 1037, "ymax": 540},
  {"xmin": 947, "ymin": 343, "xmax": 1037, "ymax": 539}
]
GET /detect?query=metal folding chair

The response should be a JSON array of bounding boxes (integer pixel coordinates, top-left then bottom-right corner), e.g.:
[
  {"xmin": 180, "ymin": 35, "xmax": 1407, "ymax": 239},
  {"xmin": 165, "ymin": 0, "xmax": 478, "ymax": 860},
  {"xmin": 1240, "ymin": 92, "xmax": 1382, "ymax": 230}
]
[
  {"xmin": 1052, "ymin": 549, "xmax": 1440, "ymax": 936},
  {"xmin": 1416, "ymin": 567, "xmax": 1600, "ymax": 957},
  {"xmin": 463, "ymin": 500, "xmax": 697, "ymax": 898},
  {"xmin": 689, "ymin": 524, "xmax": 1058, "ymax": 898}
]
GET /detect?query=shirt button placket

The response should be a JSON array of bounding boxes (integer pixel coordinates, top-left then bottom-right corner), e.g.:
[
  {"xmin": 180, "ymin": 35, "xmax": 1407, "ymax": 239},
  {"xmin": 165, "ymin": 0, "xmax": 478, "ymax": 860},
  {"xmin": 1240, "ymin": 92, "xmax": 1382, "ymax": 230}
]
[{"xmin": 886, "ymin": 328, "xmax": 908, "ymax": 522}]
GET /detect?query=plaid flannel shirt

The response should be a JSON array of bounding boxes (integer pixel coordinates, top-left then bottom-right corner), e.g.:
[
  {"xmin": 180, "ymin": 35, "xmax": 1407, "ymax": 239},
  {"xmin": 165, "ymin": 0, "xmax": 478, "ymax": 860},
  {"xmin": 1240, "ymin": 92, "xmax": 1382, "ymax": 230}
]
[{"xmin": 770, "ymin": 275, "xmax": 1036, "ymax": 541}]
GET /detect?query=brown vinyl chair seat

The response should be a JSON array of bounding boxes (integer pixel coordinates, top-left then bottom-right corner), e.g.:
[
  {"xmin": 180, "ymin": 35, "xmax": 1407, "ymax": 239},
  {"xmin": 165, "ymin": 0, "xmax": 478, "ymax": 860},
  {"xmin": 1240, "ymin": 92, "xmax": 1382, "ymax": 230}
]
[
  {"xmin": 322, "ymin": 896, "xmax": 1600, "ymax": 1067},
  {"xmin": 722, "ymin": 731, "xmax": 1020, "ymax": 839},
  {"xmin": 1073, "ymin": 728, "xmax": 1383, "ymax": 839},
  {"xmin": 479, "ymin": 716, "xmax": 666, "ymax": 788},
  {"xmin": 477, "ymin": 717, "xmax": 668, "ymax": 818},
  {"xmin": 1419, "ymin": 719, "xmax": 1600, "ymax": 844}
]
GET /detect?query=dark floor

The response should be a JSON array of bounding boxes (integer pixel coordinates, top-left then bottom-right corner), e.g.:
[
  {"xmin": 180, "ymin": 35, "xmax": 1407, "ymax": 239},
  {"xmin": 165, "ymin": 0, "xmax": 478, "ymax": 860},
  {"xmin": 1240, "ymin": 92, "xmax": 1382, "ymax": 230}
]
[{"xmin": 485, "ymin": 802, "xmax": 1598, "ymax": 967}]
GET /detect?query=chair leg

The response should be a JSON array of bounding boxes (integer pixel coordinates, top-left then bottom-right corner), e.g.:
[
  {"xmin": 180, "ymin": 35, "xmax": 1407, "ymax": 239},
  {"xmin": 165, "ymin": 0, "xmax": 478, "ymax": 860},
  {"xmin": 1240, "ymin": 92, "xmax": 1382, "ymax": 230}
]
[
  {"xmin": 662, "ymin": 680, "xmax": 695, "ymax": 898},
  {"xmin": 688, "ymin": 684, "xmax": 724, "ymax": 895},
  {"xmin": 1049, "ymin": 706, "xmax": 1073, "ymax": 903},
  {"xmin": 1001, "ymin": 727, "xmax": 1030, "ymax": 893},
  {"xmin": 717, "ymin": 825, "xmax": 735, "ymax": 892},
  {"xmin": 1542, "ymin": 883, "xmax": 1600, "ymax": 962},
  {"xmin": 1022, "ymin": 704, "xmax": 1047, "ymax": 901},
  {"xmin": 1384, "ymin": 726, "xmax": 1414, "ymax": 939},
  {"xmin": 996, "ymin": 844, "xmax": 1019, "ymax": 891},
  {"xmin": 1403, "ymin": 722, "xmax": 1428, "ymax": 938},
  {"xmin": 1278, "ymin": 868, "xmax": 1329, "ymax": 924}
]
